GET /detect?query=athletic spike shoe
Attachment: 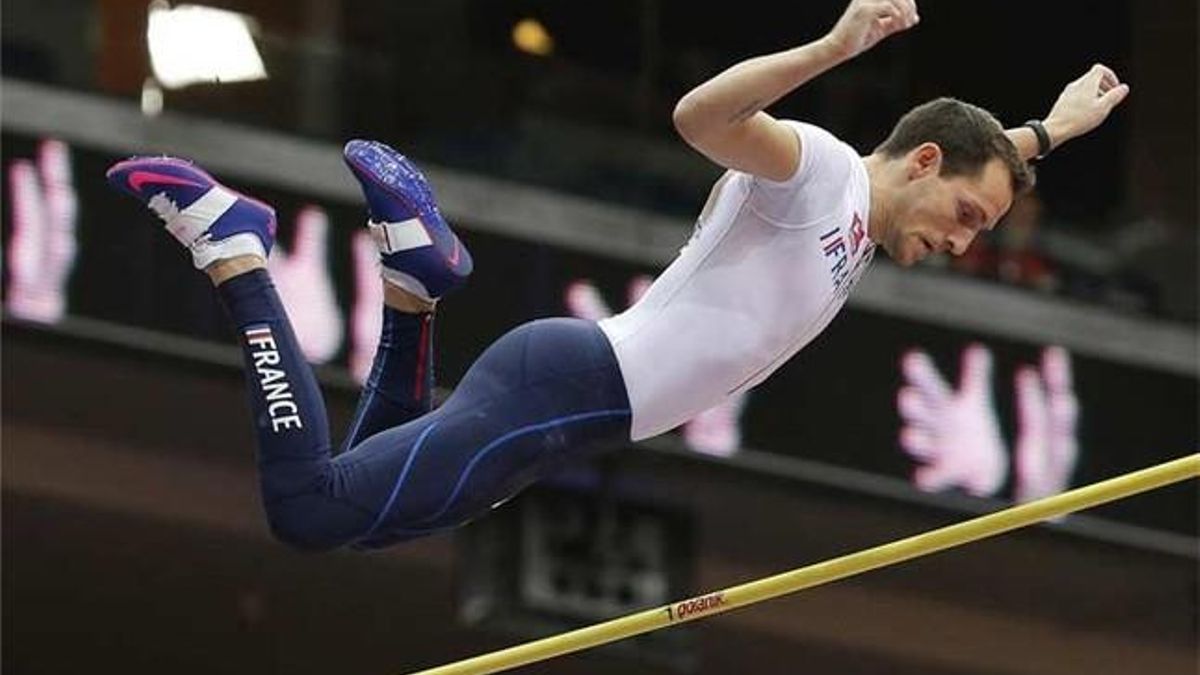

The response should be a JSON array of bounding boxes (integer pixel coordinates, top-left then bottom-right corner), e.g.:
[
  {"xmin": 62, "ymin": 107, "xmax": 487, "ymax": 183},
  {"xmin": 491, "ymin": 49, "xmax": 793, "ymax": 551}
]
[
  {"xmin": 342, "ymin": 139, "xmax": 472, "ymax": 301},
  {"xmin": 106, "ymin": 156, "xmax": 276, "ymax": 269}
]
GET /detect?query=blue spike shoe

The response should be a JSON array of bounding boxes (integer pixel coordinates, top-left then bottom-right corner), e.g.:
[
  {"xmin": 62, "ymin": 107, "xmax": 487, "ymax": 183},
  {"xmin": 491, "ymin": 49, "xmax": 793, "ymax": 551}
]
[
  {"xmin": 342, "ymin": 140, "xmax": 472, "ymax": 301},
  {"xmin": 106, "ymin": 156, "xmax": 276, "ymax": 269}
]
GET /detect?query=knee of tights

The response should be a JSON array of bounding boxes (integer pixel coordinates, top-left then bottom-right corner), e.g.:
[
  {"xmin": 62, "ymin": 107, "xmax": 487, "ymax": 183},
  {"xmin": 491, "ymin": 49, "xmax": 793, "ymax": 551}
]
[{"xmin": 264, "ymin": 509, "xmax": 353, "ymax": 553}]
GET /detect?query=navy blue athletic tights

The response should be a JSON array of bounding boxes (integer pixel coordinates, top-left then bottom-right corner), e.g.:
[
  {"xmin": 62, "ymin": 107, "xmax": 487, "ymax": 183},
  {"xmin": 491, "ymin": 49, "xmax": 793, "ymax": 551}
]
[{"xmin": 219, "ymin": 270, "xmax": 632, "ymax": 551}]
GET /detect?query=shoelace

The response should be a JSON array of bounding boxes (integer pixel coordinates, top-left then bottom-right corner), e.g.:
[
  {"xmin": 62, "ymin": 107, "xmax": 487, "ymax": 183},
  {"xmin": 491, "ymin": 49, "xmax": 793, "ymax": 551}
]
[{"xmin": 147, "ymin": 192, "xmax": 181, "ymax": 222}]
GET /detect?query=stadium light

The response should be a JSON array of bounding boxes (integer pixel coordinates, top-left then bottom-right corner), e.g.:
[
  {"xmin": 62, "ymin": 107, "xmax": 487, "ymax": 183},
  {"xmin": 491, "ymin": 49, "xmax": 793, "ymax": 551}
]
[
  {"xmin": 512, "ymin": 17, "xmax": 553, "ymax": 57},
  {"xmin": 146, "ymin": 2, "xmax": 267, "ymax": 89}
]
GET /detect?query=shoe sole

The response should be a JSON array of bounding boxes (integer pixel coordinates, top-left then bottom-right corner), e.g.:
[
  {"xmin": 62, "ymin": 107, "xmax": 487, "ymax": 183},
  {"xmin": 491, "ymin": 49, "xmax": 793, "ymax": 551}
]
[
  {"xmin": 342, "ymin": 141, "xmax": 439, "ymax": 220},
  {"xmin": 343, "ymin": 141, "xmax": 471, "ymax": 281}
]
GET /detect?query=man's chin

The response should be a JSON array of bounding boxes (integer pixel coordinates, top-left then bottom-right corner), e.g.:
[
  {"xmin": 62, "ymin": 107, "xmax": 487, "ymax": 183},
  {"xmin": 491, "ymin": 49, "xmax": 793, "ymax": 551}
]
[{"xmin": 883, "ymin": 242, "xmax": 921, "ymax": 267}]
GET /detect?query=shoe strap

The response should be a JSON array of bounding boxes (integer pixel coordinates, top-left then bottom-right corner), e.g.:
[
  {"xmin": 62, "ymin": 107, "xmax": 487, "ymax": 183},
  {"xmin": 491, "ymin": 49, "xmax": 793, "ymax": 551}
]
[
  {"xmin": 160, "ymin": 186, "xmax": 238, "ymax": 246},
  {"xmin": 368, "ymin": 217, "xmax": 432, "ymax": 254}
]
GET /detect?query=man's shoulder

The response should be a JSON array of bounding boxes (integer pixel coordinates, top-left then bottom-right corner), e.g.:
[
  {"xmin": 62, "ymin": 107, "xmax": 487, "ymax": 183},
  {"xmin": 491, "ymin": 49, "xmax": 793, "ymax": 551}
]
[
  {"xmin": 764, "ymin": 120, "xmax": 863, "ymax": 190},
  {"xmin": 775, "ymin": 120, "xmax": 853, "ymax": 150}
]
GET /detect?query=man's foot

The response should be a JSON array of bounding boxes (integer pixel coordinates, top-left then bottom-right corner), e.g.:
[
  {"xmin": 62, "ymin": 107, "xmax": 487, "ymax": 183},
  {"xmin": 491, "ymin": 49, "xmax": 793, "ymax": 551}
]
[
  {"xmin": 342, "ymin": 140, "xmax": 472, "ymax": 302},
  {"xmin": 106, "ymin": 156, "xmax": 276, "ymax": 270}
]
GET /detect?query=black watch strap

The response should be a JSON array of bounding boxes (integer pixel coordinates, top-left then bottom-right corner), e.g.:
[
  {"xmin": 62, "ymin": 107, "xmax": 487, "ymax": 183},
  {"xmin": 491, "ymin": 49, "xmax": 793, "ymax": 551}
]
[{"xmin": 1024, "ymin": 119, "xmax": 1052, "ymax": 159}]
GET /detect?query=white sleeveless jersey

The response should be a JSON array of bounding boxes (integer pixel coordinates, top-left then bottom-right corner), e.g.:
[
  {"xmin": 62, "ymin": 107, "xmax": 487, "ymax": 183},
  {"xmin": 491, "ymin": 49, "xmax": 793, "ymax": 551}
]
[{"xmin": 599, "ymin": 121, "xmax": 875, "ymax": 441}]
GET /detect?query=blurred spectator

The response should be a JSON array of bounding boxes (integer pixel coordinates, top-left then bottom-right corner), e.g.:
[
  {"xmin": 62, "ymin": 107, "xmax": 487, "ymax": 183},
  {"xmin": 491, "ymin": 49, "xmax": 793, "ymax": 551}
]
[
  {"xmin": 948, "ymin": 191, "xmax": 1059, "ymax": 292},
  {"xmin": 994, "ymin": 192, "xmax": 1058, "ymax": 292}
]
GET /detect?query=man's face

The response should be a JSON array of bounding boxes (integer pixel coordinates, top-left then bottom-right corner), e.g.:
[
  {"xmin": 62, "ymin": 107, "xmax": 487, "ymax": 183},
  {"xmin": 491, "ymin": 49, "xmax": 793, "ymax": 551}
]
[{"xmin": 884, "ymin": 151, "xmax": 1014, "ymax": 267}]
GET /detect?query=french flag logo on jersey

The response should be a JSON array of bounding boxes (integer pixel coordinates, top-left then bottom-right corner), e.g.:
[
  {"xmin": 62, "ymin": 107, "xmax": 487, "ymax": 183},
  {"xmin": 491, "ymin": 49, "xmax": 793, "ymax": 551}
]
[
  {"xmin": 849, "ymin": 212, "xmax": 866, "ymax": 255},
  {"xmin": 245, "ymin": 325, "xmax": 273, "ymax": 343}
]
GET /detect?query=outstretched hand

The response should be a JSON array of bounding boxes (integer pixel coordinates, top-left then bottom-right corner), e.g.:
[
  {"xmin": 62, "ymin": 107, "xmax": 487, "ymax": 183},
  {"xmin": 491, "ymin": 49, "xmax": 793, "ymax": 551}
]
[
  {"xmin": 897, "ymin": 345, "xmax": 1008, "ymax": 497},
  {"xmin": 1044, "ymin": 64, "xmax": 1130, "ymax": 149},
  {"xmin": 826, "ymin": 0, "xmax": 919, "ymax": 59},
  {"xmin": 1013, "ymin": 347, "xmax": 1079, "ymax": 502}
]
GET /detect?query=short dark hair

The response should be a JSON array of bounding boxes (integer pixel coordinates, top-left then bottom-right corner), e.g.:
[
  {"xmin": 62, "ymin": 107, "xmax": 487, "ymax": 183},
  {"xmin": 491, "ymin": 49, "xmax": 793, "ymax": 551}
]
[{"xmin": 875, "ymin": 97, "xmax": 1035, "ymax": 195}]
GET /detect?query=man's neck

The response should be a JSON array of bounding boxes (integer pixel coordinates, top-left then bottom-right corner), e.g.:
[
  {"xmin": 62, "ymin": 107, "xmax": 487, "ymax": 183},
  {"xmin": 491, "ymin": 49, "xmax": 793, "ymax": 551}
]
[{"xmin": 861, "ymin": 153, "xmax": 896, "ymax": 245}]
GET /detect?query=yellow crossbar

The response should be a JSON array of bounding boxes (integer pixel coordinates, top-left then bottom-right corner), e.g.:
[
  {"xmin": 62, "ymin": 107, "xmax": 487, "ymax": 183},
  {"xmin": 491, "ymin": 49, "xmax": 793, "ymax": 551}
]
[{"xmin": 410, "ymin": 453, "xmax": 1199, "ymax": 675}]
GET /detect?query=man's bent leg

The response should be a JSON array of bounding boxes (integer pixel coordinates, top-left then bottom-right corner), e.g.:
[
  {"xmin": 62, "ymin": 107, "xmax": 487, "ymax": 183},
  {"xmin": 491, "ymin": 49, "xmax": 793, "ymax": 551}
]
[
  {"xmin": 107, "ymin": 157, "xmax": 383, "ymax": 551},
  {"xmin": 341, "ymin": 306, "xmax": 436, "ymax": 451},
  {"xmin": 217, "ymin": 266, "xmax": 388, "ymax": 549},
  {"xmin": 338, "ymin": 140, "xmax": 469, "ymax": 451}
]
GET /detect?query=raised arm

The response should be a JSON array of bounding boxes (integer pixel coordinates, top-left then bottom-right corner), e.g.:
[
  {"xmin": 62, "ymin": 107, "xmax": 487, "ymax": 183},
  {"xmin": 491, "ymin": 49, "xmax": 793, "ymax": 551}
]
[
  {"xmin": 1006, "ymin": 64, "xmax": 1131, "ymax": 162},
  {"xmin": 672, "ymin": 0, "xmax": 919, "ymax": 181}
]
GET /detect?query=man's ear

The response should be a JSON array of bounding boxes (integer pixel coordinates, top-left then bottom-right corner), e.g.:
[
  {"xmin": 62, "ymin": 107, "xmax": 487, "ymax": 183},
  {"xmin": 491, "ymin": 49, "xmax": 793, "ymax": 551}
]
[{"xmin": 907, "ymin": 142, "xmax": 943, "ymax": 180}]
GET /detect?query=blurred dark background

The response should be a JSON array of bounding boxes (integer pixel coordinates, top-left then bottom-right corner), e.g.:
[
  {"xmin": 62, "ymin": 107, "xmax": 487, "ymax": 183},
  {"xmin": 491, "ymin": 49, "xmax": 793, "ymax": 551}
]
[{"xmin": 2, "ymin": 1, "xmax": 1197, "ymax": 673}]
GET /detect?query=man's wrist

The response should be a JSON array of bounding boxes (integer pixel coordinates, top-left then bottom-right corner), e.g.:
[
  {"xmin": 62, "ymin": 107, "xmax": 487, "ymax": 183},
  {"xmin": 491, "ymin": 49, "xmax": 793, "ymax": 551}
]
[
  {"xmin": 816, "ymin": 33, "xmax": 856, "ymax": 63},
  {"xmin": 1023, "ymin": 120, "xmax": 1053, "ymax": 158},
  {"xmin": 1040, "ymin": 117, "xmax": 1072, "ymax": 151}
]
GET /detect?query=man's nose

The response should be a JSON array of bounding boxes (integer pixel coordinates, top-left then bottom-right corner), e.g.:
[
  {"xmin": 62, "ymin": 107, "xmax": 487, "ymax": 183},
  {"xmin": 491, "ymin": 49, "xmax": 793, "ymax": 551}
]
[{"xmin": 946, "ymin": 229, "xmax": 975, "ymax": 256}]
